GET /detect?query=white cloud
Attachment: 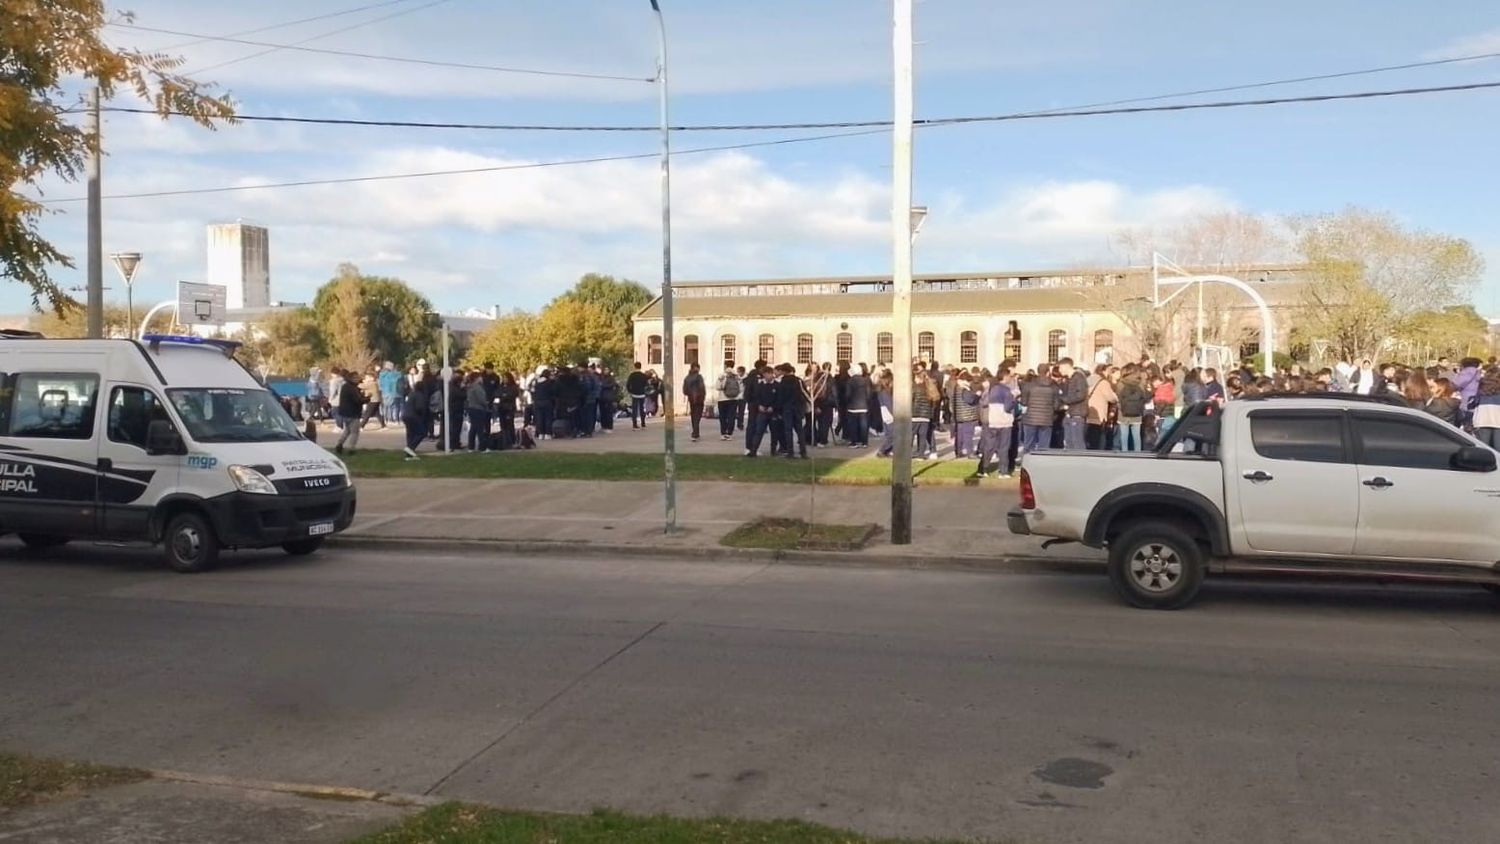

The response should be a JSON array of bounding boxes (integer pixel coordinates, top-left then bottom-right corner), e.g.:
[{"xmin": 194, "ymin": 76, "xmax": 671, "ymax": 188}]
[{"xmin": 1424, "ymin": 29, "xmax": 1500, "ymax": 61}]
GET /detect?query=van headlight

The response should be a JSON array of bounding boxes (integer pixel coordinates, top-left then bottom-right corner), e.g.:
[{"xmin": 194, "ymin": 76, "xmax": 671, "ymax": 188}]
[{"xmin": 228, "ymin": 465, "xmax": 277, "ymax": 495}]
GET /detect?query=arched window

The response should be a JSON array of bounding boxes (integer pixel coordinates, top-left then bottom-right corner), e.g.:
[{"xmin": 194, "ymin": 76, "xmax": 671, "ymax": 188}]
[
  {"xmin": 959, "ymin": 330, "xmax": 979, "ymax": 364},
  {"xmin": 647, "ymin": 334, "xmax": 663, "ymax": 365},
  {"xmin": 758, "ymin": 333, "xmax": 775, "ymax": 363},
  {"xmin": 684, "ymin": 334, "xmax": 699, "ymax": 366},
  {"xmin": 1093, "ymin": 329, "xmax": 1114, "ymax": 365},
  {"xmin": 1003, "ymin": 321, "xmax": 1021, "ymax": 364},
  {"xmin": 836, "ymin": 332, "xmax": 854, "ymax": 364},
  {"xmin": 720, "ymin": 335, "xmax": 737, "ymax": 368},
  {"xmin": 917, "ymin": 331, "xmax": 936, "ymax": 361},
  {"xmin": 796, "ymin": 333, "xmax": 814, "ymax": 364},
  {"xmin": 876, "ymin": 332, "xmax": 894, "ymax": 364},
  {"xmin": 1047, "ymin": 329, "xmax": 1067, "ymax": 364}
]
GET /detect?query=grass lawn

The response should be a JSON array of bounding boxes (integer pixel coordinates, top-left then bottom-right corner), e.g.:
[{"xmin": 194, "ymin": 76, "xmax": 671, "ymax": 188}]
[
  {"xmin": 722, "ymin": 518, "xmax": 879, "ymax": 551},
  {"xmin": 340, "ymin": 450, "xmax": 1000, "ymax": 487},
  {"xmin": 352, "ymin": 803, "xmax": 970, "ymax": 844},
  {"xmin": 0, "ymin": 751, "xmax": 147, "ymax": 810}
]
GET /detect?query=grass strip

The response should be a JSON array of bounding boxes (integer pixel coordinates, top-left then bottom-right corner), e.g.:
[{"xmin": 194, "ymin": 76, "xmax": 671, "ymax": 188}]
[
  {"xmin": 0, "ymin": 751, "xmax": 147, "ymax": 811},
  {"xmin": 339, "ymin": 450, "xmax": 1000, "ymax": 487},
  {"xmin": 351, "ymin": 803, "xmax": 971, "ymax": 844}
]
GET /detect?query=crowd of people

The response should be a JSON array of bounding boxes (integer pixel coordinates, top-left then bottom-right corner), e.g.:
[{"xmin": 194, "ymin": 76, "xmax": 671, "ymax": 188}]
[{"xmin": 284, "ymin": 349, "xmax": 1500, "ymax": 471}]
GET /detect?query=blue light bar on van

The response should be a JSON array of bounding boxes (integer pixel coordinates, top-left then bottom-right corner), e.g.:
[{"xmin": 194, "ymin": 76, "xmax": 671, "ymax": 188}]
[{"xmin": 141, "ymin": 334, "xmax": 243, "ymax": 357}]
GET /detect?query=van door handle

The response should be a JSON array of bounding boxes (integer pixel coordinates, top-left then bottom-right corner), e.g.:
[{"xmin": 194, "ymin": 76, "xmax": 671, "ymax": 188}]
[
  {"xmin": 97, "ymin": 458, "xmax": 113, "ymax": 472},
  {"xmin": 1363, "ymin": 476, "xmax": 1394, "ymax": 489},
  {"xmin": 1242, "ymin": 470, "xmax": 1274, "ymax": 482}
]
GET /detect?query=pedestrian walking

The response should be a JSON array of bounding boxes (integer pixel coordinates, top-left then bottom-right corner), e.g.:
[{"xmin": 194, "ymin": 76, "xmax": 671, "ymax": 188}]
[
  {"xmin": 715, "ymin": 365, "xmax": 741, "ymax": 440},
  {"xmin": 683, "ymin": 363, "xmax": 707, "ymax": 441}
]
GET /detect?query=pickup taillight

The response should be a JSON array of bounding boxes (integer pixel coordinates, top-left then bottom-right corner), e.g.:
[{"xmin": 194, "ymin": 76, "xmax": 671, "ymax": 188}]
[{"xmin": 1019, "ymin": 469, "xmax": 1036, "ymax": 510}]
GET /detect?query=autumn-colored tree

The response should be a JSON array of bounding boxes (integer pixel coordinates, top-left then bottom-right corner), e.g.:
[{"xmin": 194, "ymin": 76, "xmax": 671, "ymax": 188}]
[
  {"xmin": 1290, "ymin": 208, "xmax": 1484, "ymax": 361},
  {"xmin": 234, "ymin": 308, "xmax": 323, "ymax": 377},
  {"xmin": 1394, "ymin": 305, "xmax": 1490, "ymax": 362},
  {"xmin": 464, "ymin": 310, "xmax": 542, "ymax": 375},
  {"xmin": 535, "ymin": 298, "xmax": 633, "ymax": 370},
  {"xmin": 319, "ymin": 278, "xmax": 375, "ymax": 373},
  {"xmin": 550, "ymin": 273, "xmax": 652, "ymax": 358},
  {"xmin": 3, "ymin": 1, "xmax": 235, "ymax": 310},
  {"xmin": 32, "ymin": 301, "xmax": 172, "ymax": 337},
  {"xmin": 311, "ymin": 264, "xmax": 436, "ymax": 366}
]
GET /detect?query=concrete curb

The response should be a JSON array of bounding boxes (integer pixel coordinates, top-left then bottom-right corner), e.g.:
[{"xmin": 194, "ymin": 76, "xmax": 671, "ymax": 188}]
[
  {"xmin": 146, "ymin": 769, "xmax": 444, "ymax": 809},
  {"xmin": 329, "ymin": 534, "xmax": 1105, "ymax": 576}
]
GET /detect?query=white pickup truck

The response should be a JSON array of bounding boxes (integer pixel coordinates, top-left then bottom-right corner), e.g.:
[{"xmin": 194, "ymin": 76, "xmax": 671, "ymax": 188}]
[{"xmin": 1008, "ymin": 394, "xmax": 1500, "ymax": 609}]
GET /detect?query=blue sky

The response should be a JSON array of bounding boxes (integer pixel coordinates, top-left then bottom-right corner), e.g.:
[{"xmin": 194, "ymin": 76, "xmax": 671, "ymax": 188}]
[{"xmin": 18, "ymin": 0, "xmax": 1500, "ymax": 316}]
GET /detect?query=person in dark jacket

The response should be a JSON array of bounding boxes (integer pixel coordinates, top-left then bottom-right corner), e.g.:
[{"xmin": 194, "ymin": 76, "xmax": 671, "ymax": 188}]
[
  {"xmin": 952, "ymin": 371, "xmax": 980, "ymax": 458},
  {"xmin": 532, "ymin": 369, "xmax": 556, "ymax": 440},
  {"xmin": 682, "ymin": 363, "xmax": 707, "ymax": 441},
  {"xmin": 745, "ymin": 364, "xmax": 778, "ymax": 457},
  {"xmin": 1057, "ymin": 358, "xmax": 1089, "ymax": 450},
  {"xmin": 843, "ymin": 367, "xmax": 871, "ymax": 448},
  {"xmin": 833, "ymin": 363, "xmax": 851, "ymax": 442},
  {"xmin": 597, "ymin": 367, "xmax": 619, "ymax": 433},
  {"xmin": 624, "ymin": 363, "xmax": 649, "ymax": 429},
  {"xmin": 742, "ymin": 363, "xmax": 764, "ymax": 451},
  {"xmin": 464, "ymin": 371, "xmax": 491, "ymax": 452},
  {"xmin": 775, "ymin": 363, "xmax": 808, "ymax": 459},
  {"xmin": 554, "ymin": 367, "xmax": 582, "ymax": 437},
  {"xmin": 1114, "ymin": 369, "xmax": 1149, "ymax": 452},
  {"xmin": 912, "ymin": 371, "xmax": 938, "ymax": 459},
  {"xmin": 400, "ymin": 368, "xmax": 434, "ymax": 460},
  {"xmin": 814, "ymin": 363, "xmax": 837, "ymax": 446},
  {"xmin": 495, "ymin": 373, "xmax": 520, "ymax": 448},
  {"xmin": 1019, "ymin": 372, "xmax": 1059, "ymax": 456},
  {"xmin": 333, "ymin": 368, "xmax": 366, "ymax": 454}
]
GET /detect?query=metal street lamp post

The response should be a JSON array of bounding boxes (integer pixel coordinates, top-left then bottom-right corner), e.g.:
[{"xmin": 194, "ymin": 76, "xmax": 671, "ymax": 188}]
[
  {"xmin": 890, "ymin": 0, "xmax": 916, "ymax": 545},
  {"xmin": 110, "ymin": 252, "xmax": 142, "ymax": 334},
  {"xmin": 649, "ymin": 0, "xmax": 678, "ymax": 534}
]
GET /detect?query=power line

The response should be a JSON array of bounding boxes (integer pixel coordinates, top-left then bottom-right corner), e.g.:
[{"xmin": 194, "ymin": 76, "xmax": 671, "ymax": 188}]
[
  {"xmin": 40, "ymin": 129, "xmax": 889, "ymax": 203},
  {"xmin": 152, "ymin": 0, "xmax": 420, "ymax": 51},
  {"xmin": 102, "ymin": 78, "xmax": 1500, "ymax": 132},
  {"xmin": 52, "ymin": 78, "xmax": 1500, "ymax": 204},
  {"xmin": 111, "ymin": 23, "xmax": 655, "ymax": 82},
  {"xmin": 184, "ymin": 0, "xmax": 458, "ymax": 75}
]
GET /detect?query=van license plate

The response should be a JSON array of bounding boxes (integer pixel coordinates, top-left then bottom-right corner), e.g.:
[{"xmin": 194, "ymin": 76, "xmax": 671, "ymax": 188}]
[{"xmin": 308, "ymin": 522, "xmax": 334, "ymax": 536}]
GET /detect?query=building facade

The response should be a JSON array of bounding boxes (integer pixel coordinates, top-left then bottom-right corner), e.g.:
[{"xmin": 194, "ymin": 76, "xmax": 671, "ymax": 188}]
[
  {"xmin": 207, "ymin": 222, "xmax": 271, "ymax": 310},
  {"xmin": 632, "ymin": 265, "xmax": 1306, "ymax": 376}
]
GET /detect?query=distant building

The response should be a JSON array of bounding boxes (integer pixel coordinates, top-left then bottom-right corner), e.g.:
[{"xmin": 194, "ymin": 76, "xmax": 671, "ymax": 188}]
[
  {"xmin": 632, "ymin": 264, "xmax": 1308, "ymax": 382},
  {"xmin": 207, "ymin": 222, "xmax": 270, "ymax": 310}
]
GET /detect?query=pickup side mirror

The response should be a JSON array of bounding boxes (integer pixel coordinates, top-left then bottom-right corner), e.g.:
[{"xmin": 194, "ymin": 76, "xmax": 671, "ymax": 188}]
[
  {"xmin": 145, "ymin": 420, "xmax": 186, "ymax": 456},
  {"xmin": 1451, "ymin": 446, "xmax": 1496, "ymax": 472}
]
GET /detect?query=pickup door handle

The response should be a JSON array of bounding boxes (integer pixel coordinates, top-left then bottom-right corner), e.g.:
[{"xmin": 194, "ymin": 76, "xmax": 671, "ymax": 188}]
[
  {"xmin": 1362, "ymin": 476, "xmax": 1394, "ymax": 489},
  {"xmin": 1242, "ymin": 470, "xmax": 1274, "ymax": 482}
]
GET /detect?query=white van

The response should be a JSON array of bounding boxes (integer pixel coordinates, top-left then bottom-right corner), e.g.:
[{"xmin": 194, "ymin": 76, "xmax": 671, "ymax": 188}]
[{"xmin": 0, "ymin": 333, "xmax": 356, "ymax": 572}]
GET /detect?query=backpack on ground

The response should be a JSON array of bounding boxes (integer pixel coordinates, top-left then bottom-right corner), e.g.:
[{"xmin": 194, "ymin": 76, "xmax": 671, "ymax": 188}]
[
  {"xmin": 519, "ymin": 427, "xmax": 537, "ymax": 449},
  {"xmin": 720, "ymin": 373, "xmax": 741, "ymax": 399}
]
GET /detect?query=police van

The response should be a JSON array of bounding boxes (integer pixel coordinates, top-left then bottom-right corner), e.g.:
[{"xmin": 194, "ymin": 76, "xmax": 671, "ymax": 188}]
[{"xmin": 0, "ymin": 332, "xmax": 356, "ymax": 571}]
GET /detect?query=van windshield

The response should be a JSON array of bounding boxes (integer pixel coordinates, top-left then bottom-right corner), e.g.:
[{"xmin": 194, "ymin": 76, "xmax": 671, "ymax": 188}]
[{"xmin": 167, "ymin": 388, "xmax": 302, "ymax": 443}]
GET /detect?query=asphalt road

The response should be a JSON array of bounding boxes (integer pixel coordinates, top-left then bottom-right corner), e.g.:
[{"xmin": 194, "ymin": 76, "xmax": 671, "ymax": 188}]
[{"xmin": 1, "ymin": 542, "xmax": 1498, "ymax": 843}]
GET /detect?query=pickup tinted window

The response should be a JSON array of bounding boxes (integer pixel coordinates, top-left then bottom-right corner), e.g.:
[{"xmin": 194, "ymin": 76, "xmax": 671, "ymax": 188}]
[
  {"xmin": 1250, "ymin": 413, "xmax": 1345, "ymax": 463},
  {"xmin": 1354, "ymin": 415, "xmax": 1470, "ymax": 471}
]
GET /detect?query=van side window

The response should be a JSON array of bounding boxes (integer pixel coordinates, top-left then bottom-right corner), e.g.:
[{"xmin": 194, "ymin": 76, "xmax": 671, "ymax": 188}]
[
  {"xmin": 108, "ymin": 387, "xmax": 170, "ymax": 450},
  {"xmin": 7, "ymin": 373, "xmax": 99, "ymax": 439}
]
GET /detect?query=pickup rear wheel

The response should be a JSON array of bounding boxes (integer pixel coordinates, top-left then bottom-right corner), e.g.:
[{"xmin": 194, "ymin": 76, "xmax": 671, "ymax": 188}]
[{"xmin": 1109, "ymin": 523, "xmax": 1205, "ymax": 610}]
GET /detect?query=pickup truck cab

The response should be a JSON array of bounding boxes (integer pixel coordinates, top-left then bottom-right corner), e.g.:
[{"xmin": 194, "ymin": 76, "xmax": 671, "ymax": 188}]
[{"xmin": 1008, "ymin": 393, "xmax": 1500, "ymax": 608}]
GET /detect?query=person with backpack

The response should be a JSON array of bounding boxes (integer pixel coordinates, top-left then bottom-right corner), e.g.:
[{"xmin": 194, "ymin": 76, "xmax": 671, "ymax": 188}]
[
  {"xmin": 682, "ymin": 363, "xmax": 707, "ymax": 442},
  {"xmin": 1018, "ymin": 371, "xmax": 1059, "ymax": 457},
  {"xmin": 1114, "ymin": 367, "xmax": 1149, "ymax": 452},
  {"xmin": 716, "ymin": 364, "xmax": 742, "ymax": 440}
]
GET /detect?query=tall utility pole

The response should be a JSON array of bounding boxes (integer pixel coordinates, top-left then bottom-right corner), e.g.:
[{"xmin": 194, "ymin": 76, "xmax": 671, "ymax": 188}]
[
  {"xmin": 85, "ymin": 85, "xmax": 104, "ymax": 339},
  {"xmin": 650, "ymin": 0, "xmax": 678, "ymax": 534},
  {"xmin": 889, "ymin": 0, "xmax": 915, "ymax": 545}
]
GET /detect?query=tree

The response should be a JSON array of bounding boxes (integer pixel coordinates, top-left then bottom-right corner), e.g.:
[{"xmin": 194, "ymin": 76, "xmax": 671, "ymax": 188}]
[
  {"xmin": 235, "ymin": 308, "xmax": 322, "ymax": 377},
  {"xmin": 310, "ymin": 264, "xmax": 436, "ymax": 366},
  {"xmin": 551, "ymin": 273, "xmax": 652, "ymax": 354},
  {"xmin": 464, "ymin": 310, "xmax": 543, "ymax": 375},
  {"xmin": 1395, "ymin": 305, "xmax": 1489, "ymax": 362},
  {"xmin": 3, "ymin": 1, "xmax": 234, "ymax": 310},
  {"xmin": 319, "ymin": 277, "xmax": 375, "ymax": 372},
  {"xmin": 534, "ymin": 298, "xmax": 633, "ymax": 370},
  {"xmin": 1290, "ymin": 208, "xmax": 1484, "ymax": 361},
  {"xmin": 32, "ymin": 301, "xmax": 171, "ymax": 337}
]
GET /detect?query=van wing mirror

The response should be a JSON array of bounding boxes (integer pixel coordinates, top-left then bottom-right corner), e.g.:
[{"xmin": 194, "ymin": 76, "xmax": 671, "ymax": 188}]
[
  {"xmin": 146, "ymin": 420, "xmax": 185, "ymax": 456},
  {"xmin": 1452, "ymin": 446, "xmax": 1497, "ymax": 472}
]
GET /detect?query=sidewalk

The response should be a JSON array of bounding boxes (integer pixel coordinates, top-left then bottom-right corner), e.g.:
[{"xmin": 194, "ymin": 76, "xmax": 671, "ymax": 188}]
[{"xmin": 340, "ymin": 477, "xmax": 1102, "ymax": 568}]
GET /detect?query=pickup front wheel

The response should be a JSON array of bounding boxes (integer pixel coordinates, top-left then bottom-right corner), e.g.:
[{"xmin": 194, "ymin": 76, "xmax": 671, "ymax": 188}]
[{"xmin": 1108, "ymin": 523, "xmax": 1205, "ymax": 610}]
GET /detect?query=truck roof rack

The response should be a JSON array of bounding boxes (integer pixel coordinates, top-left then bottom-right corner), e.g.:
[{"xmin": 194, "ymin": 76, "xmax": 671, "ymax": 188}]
[{"xmin": 1240, "ymin": 391, "xmax": 1409, "ymax": 407}]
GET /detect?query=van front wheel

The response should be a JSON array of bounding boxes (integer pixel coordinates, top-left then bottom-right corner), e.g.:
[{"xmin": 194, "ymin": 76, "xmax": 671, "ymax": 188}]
[
  {"xmin": 163, "ymin": 512, "xmax": 219, "ymax": 573},
  {"xmin": 282, "ymin": 538, "xmax": 324, "ymax": 556}
]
